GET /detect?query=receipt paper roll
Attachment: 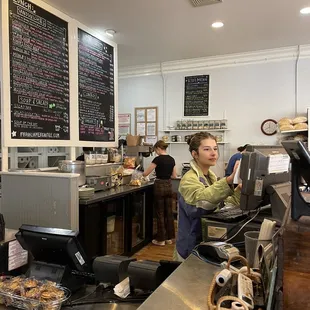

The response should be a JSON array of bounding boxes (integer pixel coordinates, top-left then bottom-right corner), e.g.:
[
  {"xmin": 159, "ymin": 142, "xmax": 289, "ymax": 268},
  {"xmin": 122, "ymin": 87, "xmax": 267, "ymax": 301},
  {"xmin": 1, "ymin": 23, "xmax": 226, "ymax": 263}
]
[{"xmin": 215, "ymin": 269, "xmax": 232, "ymax": 287}]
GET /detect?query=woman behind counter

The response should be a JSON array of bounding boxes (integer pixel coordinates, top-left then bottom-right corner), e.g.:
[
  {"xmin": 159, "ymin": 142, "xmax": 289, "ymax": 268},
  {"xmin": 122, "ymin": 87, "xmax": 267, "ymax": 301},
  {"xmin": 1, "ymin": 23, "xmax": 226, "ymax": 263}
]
[
  {"xmin": 225, "ymin": 144, "xmax": 248, "ymax": 177},
  {"xmin": 175, "ymin": 132, "xmax": 241, "ymax": 261},
  {"xmin": 143, "ymin": 140, "xmax": 177, "ymax": 246}
]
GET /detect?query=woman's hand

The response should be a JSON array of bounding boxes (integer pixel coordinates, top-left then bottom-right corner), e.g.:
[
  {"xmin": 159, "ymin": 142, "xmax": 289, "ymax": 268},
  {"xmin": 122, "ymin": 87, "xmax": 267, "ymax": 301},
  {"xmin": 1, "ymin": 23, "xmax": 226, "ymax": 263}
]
[{"xmin": 226, "ymin": 160, "xmax": 240, "ymax": 185}]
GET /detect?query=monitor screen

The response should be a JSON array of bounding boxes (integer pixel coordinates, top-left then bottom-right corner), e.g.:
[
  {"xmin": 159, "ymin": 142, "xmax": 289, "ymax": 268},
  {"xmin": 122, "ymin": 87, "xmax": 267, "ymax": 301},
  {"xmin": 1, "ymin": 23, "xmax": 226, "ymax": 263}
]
[
  {"xmin": 239, "ymin": 147, "xmax": 290, "ymax": 211},
  {"xmin": 16, "ymin": 225, "xmax": 89, "ymax": 272},
  {"xmin": 281, "ymin": 140, "xmax": 310, "ymax": 186}
]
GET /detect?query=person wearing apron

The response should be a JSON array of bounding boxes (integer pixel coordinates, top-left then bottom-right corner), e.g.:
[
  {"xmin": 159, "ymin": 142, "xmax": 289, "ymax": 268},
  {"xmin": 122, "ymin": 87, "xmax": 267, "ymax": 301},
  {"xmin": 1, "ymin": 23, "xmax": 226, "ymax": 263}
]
[
  {"xmin": 175, "ymin": 132, "xmax": 241, "ymax": 261},
  {"xmin": 143, "ymin": 140, "xmax": 177, "ymax": 246}
]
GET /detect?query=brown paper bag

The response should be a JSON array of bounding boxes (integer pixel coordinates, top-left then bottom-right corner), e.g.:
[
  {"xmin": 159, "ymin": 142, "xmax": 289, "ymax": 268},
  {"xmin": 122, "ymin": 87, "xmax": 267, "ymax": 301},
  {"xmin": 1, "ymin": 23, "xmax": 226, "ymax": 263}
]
[{"xmin": 126, "ymin": 134, "xmax": 141, "ymax": 146}]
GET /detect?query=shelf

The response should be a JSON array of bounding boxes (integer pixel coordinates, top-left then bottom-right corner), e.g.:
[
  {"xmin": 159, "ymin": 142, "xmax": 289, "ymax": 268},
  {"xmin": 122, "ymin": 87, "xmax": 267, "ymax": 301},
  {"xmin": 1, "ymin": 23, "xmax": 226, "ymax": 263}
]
[
  {"xmin": 86, "ymin": 163, "xmax": 121, "ymax": 168},
  {"xmin": 17, "ymin": 152, "xmax": 40, "ymax": 157},
  {"xmin": 167, "ymin": 142, "xmax": 229, "ymax": 144},
  {"xmin": 280, "ymin": 129, "xmax": 308, "ymax": 134},
  {"xmin": 163, "ymin": 129, "xmax": 229, "ymax": 132},
  {"xmin": 47, "ymin": 153, "xmax": 68, "ymax": 157}
]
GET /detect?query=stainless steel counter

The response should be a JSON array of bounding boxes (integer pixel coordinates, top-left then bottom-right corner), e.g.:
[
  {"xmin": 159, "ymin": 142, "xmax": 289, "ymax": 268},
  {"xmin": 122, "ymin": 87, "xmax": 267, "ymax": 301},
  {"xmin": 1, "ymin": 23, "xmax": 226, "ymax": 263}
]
[
  {"xmin": 138, "ymin": 255, "xmax": 220, "ymax": 309},
  {"xmin": 0, "ymin": 255, "xmax": 218, "ymax": 310},
  {"xmin": 79, "ymin": 182, "xmax": 154, "ymax": 205},
  {"xmin": 0, "ymin": 303, "xmax": 140, "ymax": 310},
  {"xmin": 67, "ymin": 304, "xmax": 140, "ymax": 310}
]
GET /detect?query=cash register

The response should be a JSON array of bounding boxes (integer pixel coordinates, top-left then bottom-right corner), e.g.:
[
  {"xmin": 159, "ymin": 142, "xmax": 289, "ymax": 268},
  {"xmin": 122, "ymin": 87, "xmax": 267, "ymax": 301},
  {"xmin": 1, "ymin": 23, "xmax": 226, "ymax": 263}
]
[{"xmin": 203, "ymin": 146, "xmax": 291, "ymax": 243}]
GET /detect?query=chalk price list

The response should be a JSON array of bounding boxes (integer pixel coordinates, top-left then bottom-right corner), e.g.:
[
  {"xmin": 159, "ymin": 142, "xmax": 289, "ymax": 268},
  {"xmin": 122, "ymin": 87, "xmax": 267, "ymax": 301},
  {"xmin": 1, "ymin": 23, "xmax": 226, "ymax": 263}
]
[
  {"xmin": 78, "ymin": 29, "xmax": 115, "ymax": 142},
  {"xmin": 9, "ymin": 0, "xmax": 70, "ymax": 139}
]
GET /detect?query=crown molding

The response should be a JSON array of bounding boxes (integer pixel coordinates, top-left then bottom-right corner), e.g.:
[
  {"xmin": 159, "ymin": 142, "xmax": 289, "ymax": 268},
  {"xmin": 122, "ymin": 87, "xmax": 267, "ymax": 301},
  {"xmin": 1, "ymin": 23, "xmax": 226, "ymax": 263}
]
[
  {"xmin": 118, "ymin": 63, "xmax": 161, "ymax": 78},
  {"xmin": 119, "ymin": 44, "xmax": 310, "ymax": 78}
]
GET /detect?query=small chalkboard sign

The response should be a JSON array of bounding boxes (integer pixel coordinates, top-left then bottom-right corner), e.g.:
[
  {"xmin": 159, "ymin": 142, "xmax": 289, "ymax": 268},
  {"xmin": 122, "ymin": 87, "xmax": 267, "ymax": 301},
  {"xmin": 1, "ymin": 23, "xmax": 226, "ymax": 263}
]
[{"xmin": 184, "ymin": 75, "xmax": 209, "ymax": 116}]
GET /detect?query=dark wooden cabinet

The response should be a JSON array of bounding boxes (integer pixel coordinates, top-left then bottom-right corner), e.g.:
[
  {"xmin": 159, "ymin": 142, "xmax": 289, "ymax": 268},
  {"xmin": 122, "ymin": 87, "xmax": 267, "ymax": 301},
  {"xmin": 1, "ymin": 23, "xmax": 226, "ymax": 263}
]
[{"xmin": 79, "ymin": 185, "xmax": 154, "ymax": 261}]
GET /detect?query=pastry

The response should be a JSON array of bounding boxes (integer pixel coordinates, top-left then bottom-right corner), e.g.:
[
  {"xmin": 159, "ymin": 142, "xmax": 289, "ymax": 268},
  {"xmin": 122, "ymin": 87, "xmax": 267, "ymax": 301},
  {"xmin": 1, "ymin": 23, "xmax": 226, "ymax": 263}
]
[
  {"xmin": 24, "ymin": 278, "xmax": 39, "ymax": 289},
  {"xmin": 292, "ymin": 116, "xmax": 307, "ymax": 124},
  {"xmin": 278, "ymin": 117, "xmax": 292, "ymax": 125},
  {"xmin": 25, "ymin": 287, "xmax": 41, "ymax": 299},
  {"xmin": 129, "ymin": 179, "xmax": 141, "ymax": 186},
  {"xmin": 279, "ymin": 124, "xmax": 294, "ymax": 131},
  {"xmin": 294, "ymin": 123, "xmax": 308, "ymax": 130}
]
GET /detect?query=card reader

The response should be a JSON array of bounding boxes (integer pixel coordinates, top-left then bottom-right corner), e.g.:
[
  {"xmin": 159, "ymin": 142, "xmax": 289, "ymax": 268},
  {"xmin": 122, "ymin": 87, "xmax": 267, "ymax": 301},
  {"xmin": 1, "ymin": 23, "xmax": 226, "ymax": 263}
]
[{"xmin": 195, "ymin": 241, "xmax": 240, "ymax": 264}]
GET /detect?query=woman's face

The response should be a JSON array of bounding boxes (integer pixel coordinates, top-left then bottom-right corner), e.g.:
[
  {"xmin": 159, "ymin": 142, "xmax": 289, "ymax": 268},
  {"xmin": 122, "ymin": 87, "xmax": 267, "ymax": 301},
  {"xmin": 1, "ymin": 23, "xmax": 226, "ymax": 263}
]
[{"xmin": 193, "ymin": 138, "xmax": 218, "ymax": 167}]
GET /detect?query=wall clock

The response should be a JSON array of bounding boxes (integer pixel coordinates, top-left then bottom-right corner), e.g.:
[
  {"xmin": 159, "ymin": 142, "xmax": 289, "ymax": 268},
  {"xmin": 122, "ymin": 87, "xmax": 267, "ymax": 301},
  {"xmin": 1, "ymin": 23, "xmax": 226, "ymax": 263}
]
[{"xmin": 261, "ymin": 119, "xmax": 278, "ymax": 136}]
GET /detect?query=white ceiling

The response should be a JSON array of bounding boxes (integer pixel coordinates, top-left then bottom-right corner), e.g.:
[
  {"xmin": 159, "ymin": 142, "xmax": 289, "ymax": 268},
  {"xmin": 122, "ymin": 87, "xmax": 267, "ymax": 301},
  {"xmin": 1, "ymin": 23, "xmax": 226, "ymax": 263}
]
[{"xmin": 43, "ymin": 0, "xmax": 310, "ymax": 68}]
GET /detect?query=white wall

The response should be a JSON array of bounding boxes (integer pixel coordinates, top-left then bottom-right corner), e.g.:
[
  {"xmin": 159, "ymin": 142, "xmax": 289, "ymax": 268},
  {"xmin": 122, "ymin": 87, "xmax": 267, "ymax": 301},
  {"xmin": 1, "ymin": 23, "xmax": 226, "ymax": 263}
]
[{"xmin": 118, "ymin": 49, "xmax": 310, "ymax": 176}]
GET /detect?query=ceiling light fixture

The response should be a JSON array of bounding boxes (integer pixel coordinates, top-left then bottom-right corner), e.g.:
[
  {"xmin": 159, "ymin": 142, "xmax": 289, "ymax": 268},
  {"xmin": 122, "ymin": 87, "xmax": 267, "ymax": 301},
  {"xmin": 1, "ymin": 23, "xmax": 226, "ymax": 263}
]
[
  {"xmin": 211, "ymin": 21, "xmax": 224, "ymax": 28},
  {"xmin": 105, "ymin": 29, "xmax": 116, "ymax": 37},
  {"xmin": 300, "ymin": 7, "xmax": 310, "ymax": 14}
]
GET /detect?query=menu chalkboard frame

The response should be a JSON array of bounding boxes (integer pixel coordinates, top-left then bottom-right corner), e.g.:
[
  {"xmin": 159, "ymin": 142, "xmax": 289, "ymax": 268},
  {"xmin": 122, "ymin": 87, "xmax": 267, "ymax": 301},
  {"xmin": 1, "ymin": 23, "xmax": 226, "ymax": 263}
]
[
  {"xmin": 1, "ymin": 0, "xmax": 75, "ymax": 147},
  {"xmin": 183, "ymin": 74, "xmax": 210, "ymax": 117},
  {"xmin": 75, "ymin": 22, "xmax": 118, "ymax": 148}
]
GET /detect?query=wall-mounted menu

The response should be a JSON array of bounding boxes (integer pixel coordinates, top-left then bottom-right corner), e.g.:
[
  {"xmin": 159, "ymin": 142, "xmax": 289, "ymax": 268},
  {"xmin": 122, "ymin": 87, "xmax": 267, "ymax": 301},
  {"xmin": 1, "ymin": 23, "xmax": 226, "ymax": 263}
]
[
  {"xmin": 184, "ymin": 75, "xmax": 209, "ymax": 117},
  {"xmin": 9, "ymin": 0, "xmax": 70, "ymax": 140},
  {"xmin": 78, "ymin": 29, "xmax": 115, "ymax": 142}
]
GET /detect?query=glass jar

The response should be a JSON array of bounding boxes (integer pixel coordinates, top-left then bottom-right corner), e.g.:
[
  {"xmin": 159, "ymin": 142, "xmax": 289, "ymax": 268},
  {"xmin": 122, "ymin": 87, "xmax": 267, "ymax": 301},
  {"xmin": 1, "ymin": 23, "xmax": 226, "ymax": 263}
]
[
  {"xmin": 85, "ymin": 151, "xmax": 96, "ymax": 165},
  {"xmin": 214, "ymin": 120, "xmax": 221, "ymax": 129},
  {"xmin": 95, "ymin": 151, "xmax": 103, "ymax": 164},
  {"xmin": 220, "ymin": 119, "xmax": 228, "ymax": 129},
  {"xmin": 176, "ymin": 120, "xmax": 182, "ymax": 130},
  {"xmin": 108, "ymin": 148, "xmax": 118, "ymax": 163}
]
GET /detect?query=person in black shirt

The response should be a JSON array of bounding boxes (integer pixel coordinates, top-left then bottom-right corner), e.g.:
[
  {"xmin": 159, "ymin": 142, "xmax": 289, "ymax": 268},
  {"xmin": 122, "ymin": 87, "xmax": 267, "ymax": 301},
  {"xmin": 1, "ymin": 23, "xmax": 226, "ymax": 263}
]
[{"xmin": 143, "ymin": 140, "xmax": 177, "ymax": 246}]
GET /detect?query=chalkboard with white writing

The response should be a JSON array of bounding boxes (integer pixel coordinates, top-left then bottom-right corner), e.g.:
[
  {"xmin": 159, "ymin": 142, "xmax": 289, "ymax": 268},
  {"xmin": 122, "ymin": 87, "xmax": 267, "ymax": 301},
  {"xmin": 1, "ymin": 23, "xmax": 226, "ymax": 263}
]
[
  {"xmin": 184, "ymin": 75, "xmax": 209, "ymax": 117},
  {"xmin": 78, "ymin": 29, "xmax": 115, "ymax": 142},
  {"xmin": 9, "ymin": 0, "xmax": 70, "ymax": 140}
]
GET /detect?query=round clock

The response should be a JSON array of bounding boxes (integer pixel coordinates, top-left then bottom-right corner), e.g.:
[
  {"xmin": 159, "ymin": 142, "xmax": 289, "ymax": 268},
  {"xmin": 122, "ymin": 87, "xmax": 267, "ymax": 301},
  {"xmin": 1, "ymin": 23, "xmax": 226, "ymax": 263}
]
[{"xmin": 261, "ymin": 119, "xmax": 278, "ymax": 136}]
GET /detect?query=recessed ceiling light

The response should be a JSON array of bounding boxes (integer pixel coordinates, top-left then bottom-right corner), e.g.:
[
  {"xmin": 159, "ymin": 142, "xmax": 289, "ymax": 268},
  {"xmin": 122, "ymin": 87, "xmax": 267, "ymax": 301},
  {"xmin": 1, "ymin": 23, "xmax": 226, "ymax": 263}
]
[
  {"xmin": 105, "ymin": 29, "xmax": 116, "ymax": 37},
  {"xmin": 212, "ymin": 21, "xmax": 224, "ymax": 28},
  {"xmin": 300, "ymin": 7, "xmax": 310, "ymax": 14}
]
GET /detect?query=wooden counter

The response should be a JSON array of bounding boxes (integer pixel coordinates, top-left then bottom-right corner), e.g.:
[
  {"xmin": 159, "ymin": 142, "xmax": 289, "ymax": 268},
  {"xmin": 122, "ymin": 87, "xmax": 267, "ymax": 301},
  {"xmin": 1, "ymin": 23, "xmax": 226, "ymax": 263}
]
[{"xmin": 280, "ymin": 216, "xmax": 310, "ymax": 309}]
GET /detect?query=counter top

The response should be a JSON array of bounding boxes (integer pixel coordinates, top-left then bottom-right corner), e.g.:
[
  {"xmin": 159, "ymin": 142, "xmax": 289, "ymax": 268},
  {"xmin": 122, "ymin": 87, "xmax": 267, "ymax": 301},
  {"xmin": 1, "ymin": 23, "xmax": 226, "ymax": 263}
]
[
  {"xmin": 79, "ymin": 182, "xmax": 154, "ymax": 205},
  {"xmin": 0, "ymin": 229, "xmax": 18, "ymax": 245},
  {"xmin": 138, "ymin": 254, "xmax": 220, "ymax": 309},
  {"xmin": 0, "ymin": 255, "xmax": 217, "ymax": 310},
  {"xmin": 0, "ymin": 304, "xmax": 139, "ymax": 310}
]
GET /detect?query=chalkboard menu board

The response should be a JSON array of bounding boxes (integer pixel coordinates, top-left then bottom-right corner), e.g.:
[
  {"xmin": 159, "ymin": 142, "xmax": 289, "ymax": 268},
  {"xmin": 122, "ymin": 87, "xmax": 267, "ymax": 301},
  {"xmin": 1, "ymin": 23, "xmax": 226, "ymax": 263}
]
[
  {"xmin": 184, "ymin": 75, "xmax": 209, "ymax": 116},
  {"xmin": 9, "ymin": 0, "xmax": 70, "ymax": 140},
  {"xmin": 78, "ymin": 29, "xmax": 115, "ymax": 142}
]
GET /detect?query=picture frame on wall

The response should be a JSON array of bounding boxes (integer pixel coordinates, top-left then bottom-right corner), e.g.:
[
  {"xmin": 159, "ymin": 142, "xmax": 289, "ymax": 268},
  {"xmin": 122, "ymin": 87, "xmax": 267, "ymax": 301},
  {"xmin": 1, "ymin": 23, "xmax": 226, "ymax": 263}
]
[{"xmin": 135, "ymin": 107, "xmax": 158, "ymax": 145}]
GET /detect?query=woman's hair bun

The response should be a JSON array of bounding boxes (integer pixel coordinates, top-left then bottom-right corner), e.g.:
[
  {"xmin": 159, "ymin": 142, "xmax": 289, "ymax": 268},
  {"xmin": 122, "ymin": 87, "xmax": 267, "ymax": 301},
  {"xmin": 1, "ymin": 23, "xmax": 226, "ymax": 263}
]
[{"xmin": 154, "ymin": 140, "xmax": 169, "ymax": 150}]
